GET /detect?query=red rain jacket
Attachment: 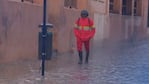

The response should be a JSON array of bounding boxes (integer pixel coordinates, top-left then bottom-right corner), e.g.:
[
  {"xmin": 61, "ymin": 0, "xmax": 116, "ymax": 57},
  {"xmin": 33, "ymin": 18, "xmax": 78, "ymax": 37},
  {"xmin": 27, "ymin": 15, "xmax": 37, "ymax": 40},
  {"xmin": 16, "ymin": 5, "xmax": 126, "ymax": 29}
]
[{"xmin": 74, "ymin": 17, "xmax": 95, "ymax": 41}]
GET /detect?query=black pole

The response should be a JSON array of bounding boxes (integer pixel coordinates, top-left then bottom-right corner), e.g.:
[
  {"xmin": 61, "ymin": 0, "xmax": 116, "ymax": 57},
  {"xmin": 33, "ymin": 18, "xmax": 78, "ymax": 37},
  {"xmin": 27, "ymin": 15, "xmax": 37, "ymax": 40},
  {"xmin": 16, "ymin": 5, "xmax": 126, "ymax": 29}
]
[{"xmin": 41, "ymin": 0, "xmax": 47, "ymax": 76}]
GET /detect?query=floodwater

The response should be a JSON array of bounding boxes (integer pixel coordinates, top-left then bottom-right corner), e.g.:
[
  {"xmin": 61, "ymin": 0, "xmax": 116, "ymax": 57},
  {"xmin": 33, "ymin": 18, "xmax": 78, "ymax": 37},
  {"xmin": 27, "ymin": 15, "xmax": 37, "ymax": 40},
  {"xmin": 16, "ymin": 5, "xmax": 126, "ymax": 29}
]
[{"xmin": 1, "ymin": 39, "xmax": 149, "ymax": 84}]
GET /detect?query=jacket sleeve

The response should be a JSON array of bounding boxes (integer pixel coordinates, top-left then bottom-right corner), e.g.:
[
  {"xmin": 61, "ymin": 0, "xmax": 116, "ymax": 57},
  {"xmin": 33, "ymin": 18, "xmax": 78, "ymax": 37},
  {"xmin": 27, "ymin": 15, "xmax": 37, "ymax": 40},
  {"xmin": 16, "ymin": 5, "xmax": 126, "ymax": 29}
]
[
  {"xmin": 90, "ymin": 28, "xmax": 95, "ymax": 38},
  {"xmin": 73, "ymin": 21, "xmax": 80, "ymax": 38},
  {"xmin": 74, "ymin": 29, "xmax": 80, "ymax": 38}
]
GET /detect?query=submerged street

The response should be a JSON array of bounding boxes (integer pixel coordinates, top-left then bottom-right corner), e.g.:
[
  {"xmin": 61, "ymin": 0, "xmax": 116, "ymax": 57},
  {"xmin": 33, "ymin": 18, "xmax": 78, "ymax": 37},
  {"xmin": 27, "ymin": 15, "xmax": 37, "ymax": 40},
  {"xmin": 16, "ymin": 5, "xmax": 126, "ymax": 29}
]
[
  {"xmin": 0, "ymin": 39, "xmax": 149, "ymax": 84},
  {"xmin": 0, "ymin": 0, "xmax": 149, "ymax": 84}
]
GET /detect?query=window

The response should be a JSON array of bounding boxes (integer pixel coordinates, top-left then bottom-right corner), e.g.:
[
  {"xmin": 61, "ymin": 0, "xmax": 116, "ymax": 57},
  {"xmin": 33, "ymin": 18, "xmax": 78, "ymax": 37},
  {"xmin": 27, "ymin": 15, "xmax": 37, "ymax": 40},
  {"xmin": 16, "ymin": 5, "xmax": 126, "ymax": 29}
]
[
  {"xmin": 134, "ymin": 0, "xmax": 137, "ymax": 15},
  {"xmin": 64, "ymin": 0, "xmax": 77, "ymax": 9},
  {"xmin": 109, "ymin": 0, "xmax": 114, "ymax": 13},
  {"xmin": 122, "ymin": 0, "xmax": 141, "ymax": 16},
  {"xmin": 122, "ymin": 0, "xmax": 131, "ymax": 15},
  {"xmin": 109, "ymin": 0, "xmax": 120, "ymax": 14},
  {"xmin": 134, "ymin": 0, "xmax": 142, "ymax": 16},
  {"xmin": 109, "ymin": 0, "xmax": 141, "ymax": 16}
]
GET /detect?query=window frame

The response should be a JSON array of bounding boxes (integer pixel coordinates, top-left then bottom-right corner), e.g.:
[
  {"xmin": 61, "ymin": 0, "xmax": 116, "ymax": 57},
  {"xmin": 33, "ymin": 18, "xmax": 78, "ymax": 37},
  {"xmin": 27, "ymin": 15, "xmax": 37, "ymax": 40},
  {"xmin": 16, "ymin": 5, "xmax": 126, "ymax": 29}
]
[{"xmin": 109, "ymin": 0, "xmax": 142, "ymax": 16}]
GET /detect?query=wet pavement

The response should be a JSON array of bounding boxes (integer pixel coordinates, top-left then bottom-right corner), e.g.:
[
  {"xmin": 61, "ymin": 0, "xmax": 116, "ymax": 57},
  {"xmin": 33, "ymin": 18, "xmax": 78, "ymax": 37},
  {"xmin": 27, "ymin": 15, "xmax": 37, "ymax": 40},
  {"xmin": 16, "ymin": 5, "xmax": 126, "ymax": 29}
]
[{"xmin": 1, "ymin": 39, "xmax": 149, "ymax": 84}]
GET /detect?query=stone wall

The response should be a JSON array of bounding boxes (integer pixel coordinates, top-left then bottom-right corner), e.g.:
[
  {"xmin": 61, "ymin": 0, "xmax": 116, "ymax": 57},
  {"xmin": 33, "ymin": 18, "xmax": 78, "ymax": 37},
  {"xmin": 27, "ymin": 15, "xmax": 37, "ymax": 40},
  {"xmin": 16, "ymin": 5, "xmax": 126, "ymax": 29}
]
[
  {"xmin": 108, "ymin": 14, "xmax": 143, "ymax": 42},
  {"xmin": 0, "ymin": 0, "xmax": 42, "ymax": 62}
]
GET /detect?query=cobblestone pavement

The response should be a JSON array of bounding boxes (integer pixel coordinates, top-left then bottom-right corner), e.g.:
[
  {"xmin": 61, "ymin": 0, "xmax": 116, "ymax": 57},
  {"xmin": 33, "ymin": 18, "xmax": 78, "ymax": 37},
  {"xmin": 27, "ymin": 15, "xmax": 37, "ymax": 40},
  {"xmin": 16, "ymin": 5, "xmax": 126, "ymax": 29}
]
[{"xmin": 1, "ymin": 40, "xmax": 149, "ymax": 84}]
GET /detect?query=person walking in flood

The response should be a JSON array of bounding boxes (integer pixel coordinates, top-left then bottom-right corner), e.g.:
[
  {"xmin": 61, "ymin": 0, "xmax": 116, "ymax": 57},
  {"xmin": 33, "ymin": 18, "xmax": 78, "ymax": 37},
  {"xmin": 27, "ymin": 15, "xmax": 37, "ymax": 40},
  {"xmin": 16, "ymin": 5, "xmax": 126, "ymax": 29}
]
[{"xmin": 74, "ymin": 10, "xmax": 95, "ymax": 64}]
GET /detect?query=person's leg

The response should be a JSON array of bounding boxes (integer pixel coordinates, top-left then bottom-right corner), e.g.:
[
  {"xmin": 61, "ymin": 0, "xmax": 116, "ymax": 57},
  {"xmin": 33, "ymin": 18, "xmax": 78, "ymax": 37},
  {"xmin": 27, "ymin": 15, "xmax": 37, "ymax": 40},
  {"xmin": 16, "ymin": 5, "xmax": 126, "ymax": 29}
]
[
  {"xmin": 77, "ymin": 38, "xmax": 83, "ymax": 64},
  {"xmin": 84, "ymin": 40, "xmax": 90, "ymax": 64}
]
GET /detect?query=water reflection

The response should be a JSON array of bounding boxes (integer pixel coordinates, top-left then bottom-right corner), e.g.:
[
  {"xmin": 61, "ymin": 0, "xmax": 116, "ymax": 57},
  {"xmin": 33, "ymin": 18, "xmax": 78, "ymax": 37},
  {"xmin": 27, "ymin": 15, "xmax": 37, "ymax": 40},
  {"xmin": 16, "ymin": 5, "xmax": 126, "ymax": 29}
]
[{"xmin": 1, "ymin": 40, "xmax": 149, "ymax": 84}]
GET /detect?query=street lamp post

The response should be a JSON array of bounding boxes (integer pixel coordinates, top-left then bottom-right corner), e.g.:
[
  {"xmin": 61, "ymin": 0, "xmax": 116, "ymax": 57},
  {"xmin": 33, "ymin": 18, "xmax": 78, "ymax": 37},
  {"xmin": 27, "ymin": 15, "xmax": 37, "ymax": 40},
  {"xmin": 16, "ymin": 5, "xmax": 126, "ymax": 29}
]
[
  {"xmin": 40, "ymin": 0, "xmax": 53, "ymax": 76},
  {"xmin": 41, "ymin": 0, "xmax": 47, "ymax": 77}
]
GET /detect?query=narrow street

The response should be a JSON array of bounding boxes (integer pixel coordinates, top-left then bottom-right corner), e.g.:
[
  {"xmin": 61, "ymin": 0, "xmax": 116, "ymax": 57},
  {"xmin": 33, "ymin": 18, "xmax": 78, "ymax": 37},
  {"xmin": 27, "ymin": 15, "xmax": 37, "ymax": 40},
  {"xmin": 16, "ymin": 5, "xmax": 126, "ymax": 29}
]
[
  {"xmin": 0, "ymin": 0, "xmax": 149, "ymax": 84},
  {"xmin": 0, "ymin": 39, "xmax": 149, "ymax": 84}
]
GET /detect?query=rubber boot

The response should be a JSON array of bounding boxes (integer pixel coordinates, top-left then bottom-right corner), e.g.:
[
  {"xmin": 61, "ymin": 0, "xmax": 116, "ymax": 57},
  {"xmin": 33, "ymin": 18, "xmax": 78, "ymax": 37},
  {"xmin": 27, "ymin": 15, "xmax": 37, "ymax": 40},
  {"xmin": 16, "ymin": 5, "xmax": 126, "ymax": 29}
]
[
  {"xmin": 78, "ymin": 51, "xmax": 83, "ymax": 64},
  {"xmin": 85, "ymin": 51, "xmax": 89, "ymax": 64}
]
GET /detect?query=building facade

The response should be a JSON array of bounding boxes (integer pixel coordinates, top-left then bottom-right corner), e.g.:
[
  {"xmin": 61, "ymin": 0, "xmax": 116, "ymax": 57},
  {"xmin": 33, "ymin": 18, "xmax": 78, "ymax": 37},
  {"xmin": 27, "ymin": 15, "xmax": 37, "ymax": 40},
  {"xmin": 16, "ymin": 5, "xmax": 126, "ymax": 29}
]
[
  {"xmin": 0, "ymin": 0, "xmax": 149, "ymax": 62},
  {"xmin": 45, "ymin": 0, "xmax": 149, "ymax": 52}
]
